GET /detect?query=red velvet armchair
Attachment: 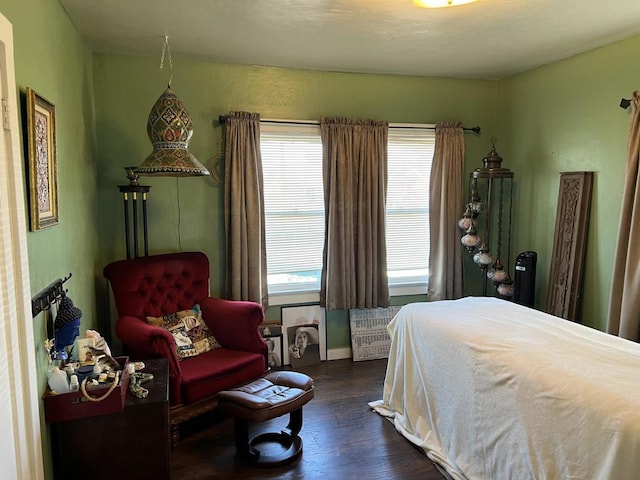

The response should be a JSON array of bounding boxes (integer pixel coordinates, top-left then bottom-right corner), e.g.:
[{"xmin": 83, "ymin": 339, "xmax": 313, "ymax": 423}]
[{"xmin": 103, "ymin": 251, "xmax": 267, "ymax": 443}]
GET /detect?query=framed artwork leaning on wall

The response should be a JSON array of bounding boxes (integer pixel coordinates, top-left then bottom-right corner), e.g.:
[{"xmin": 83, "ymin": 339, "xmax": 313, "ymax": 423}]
[
  {"xmin": 281, "ymin": 305, "xmax": 326, "ymax": 366},
  {"xmin": 259, "ymin": 325, "xmax": 283, "ymax": 369}
]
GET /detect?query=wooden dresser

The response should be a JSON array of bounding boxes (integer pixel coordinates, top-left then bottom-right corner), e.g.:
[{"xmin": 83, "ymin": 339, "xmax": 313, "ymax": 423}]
[{"xmin": 51, "ymin": 358, "xmax": 170, "ymax": 479}]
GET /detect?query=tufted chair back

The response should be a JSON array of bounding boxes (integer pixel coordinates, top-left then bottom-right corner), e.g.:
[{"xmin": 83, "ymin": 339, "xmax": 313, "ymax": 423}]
[{"xmin": 105, "ymin": 251, "xmax": 210, "ymax": 321}]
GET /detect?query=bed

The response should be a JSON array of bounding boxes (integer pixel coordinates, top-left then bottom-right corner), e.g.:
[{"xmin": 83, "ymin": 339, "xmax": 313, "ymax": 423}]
[{"xmin": 370, "ymin": 297, "xmax": 640, "ymax": 480}]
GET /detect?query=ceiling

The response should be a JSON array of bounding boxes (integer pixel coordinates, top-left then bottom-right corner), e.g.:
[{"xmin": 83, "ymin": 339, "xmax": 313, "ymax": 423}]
[{"xmin": 58, "ymin": 0, "xmax": 640, "ymax": 80}]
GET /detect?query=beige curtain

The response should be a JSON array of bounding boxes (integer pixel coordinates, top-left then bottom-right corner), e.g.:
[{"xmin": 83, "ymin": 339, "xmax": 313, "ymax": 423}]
[
  {"xmin": 223, "ymin": 111, "xmax": 268, "ymax": 305},
  {"xmin": 607, "ymin": 91, "xmax": 640, "ymax": 342},
  {"xmin": 428, "ymin": 121, "xmax": 465, "ymax": 301},
  {"xmin": 320, "ymin": 117, "xmax": 389, "ymax": 311}
]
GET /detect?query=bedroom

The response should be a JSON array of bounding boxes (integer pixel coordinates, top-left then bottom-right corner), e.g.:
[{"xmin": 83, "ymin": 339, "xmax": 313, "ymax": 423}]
[{"xmin": 1, "ymin": 0, "xmax": 639, "ymax": 478}]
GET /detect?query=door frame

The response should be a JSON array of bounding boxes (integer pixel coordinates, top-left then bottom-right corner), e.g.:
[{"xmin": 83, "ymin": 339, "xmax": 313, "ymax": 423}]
[{"xmin": 0, "ymin": 12, "xmax": 45, "ymax": 480}]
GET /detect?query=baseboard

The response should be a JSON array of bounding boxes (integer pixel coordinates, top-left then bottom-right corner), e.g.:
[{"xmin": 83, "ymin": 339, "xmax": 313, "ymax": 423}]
[{"xmin": 327, "ymin": 347, "xmax": 352, "ymax": 361}]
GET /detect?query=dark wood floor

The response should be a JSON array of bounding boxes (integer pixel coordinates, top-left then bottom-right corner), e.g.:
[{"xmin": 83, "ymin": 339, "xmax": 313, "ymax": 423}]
[{"xmin": 171, "ymin": 358, "xmax": 447, "ymax": 479}]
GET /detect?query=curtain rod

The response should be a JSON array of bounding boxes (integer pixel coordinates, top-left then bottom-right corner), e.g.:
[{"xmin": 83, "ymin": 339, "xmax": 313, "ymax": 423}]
[{"xmin": 218, "ymin": 116, "xmax": 480, "ymax": 134}]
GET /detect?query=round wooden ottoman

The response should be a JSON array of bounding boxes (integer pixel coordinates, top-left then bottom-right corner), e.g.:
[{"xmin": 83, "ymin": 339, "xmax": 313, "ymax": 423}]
[{"xmin": 217, "ymin": 371, "xmax": 315, "ymax": 467}]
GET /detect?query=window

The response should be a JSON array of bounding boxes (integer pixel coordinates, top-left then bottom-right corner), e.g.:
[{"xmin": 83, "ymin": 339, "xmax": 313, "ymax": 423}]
[
  {"xmin": 261, "ymin": 123, "xmax": 325, "ymax": 296},
  {"xmin": 386, "ymin": 127, "xmax": 433, "ymax": 290},
  {"xmin": 261, "ymin": 122, "xmax": 434, "ymax": 302}
]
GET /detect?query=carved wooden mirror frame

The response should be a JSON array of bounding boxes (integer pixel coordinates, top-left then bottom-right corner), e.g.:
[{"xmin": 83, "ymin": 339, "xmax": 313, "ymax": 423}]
[{"xmin": 546, "ymin": 171, "xmax": 593, "ymax": 321}]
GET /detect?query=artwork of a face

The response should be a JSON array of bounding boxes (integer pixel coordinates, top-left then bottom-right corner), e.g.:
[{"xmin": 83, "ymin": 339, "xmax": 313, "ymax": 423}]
[{"xmin": 295, "ymin": 331, "xmax": 308, "ymax": 348}]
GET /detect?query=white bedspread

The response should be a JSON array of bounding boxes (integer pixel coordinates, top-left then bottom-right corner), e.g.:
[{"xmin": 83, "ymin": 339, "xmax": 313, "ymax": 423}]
[{"xmin": 370, "ymin": 297, "xmax": 640, "ymax": 480}]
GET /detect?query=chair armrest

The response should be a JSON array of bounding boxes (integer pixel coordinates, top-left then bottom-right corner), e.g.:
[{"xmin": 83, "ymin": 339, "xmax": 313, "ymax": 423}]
[
  {"xmin": 115, "ymin": 315, "xmax": 185, "ymax": 404},
  {"xmin": 115, "ymin": 315, "xmax": 181, "ymax": 365},
  {"xmin": 199, "ymin": 298, "xmax": 268, "ymax": 359}
]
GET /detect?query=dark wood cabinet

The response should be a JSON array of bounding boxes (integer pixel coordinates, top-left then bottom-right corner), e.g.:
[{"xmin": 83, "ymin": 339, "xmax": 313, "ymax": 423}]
[{"xmin": 51, "ymin": 358, "xmax": 170, "ymax": 480}]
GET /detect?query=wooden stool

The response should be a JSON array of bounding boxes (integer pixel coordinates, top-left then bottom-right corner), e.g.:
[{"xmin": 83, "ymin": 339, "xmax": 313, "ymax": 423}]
[{"xmin": 217, "ymin": 371, "xmax": 314, "ymax": 467}]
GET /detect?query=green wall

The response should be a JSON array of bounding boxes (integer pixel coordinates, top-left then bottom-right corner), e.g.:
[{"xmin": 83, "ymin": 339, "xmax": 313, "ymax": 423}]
[
  {"xmin": 497, "ymin": 35, "xmax": 640, "ymax": 331},
  {"xmin": 0, "ymin": 0, "xmax": 98, "ymax": 478},
  {"xmin": 92, "ymin": 53, "xmax": 499, "ymax": 350},
  {"xmin": 3, "ymin": 1, "xmax": 638, "ymax": 475}
]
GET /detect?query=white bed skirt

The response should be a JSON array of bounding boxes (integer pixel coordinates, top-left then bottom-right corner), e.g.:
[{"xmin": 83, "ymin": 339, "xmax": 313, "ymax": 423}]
[{"xmin": 370, "ymin": 297, "xmax": 640, "ymax": 480}]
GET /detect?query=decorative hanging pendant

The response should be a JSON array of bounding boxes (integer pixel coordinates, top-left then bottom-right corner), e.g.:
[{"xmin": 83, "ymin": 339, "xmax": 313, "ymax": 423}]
[
  {"xmin": 468, "ymin": 179, "xmax": 483, "ymax": 214},
  {"xmin": 458, "ymin": 216, "xmax": 476, "ymax": 231},
  {"xmin": 461, "ymin": 224, "xmax": 481, "ymax": 252},
  {"xmin": 458, "ymin": 205, "xmax": 477, "ymax": 231},
  {"xmin": 497, "ymin": 276, "xmax": 514, "ymax": 297},
  {"xmin": 473, "ymin": 243, "xmax": 494, "ymax": 267},
  {"xmin": 136, "ymin": 86, "xmax": 210, "ymax": 176},
  {"xmin": 487, "ymin": 257, "xmax": 508, "ymax": 284}
]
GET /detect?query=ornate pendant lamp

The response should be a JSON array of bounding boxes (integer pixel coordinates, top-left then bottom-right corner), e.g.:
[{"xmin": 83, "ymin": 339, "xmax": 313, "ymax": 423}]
[
  {"xmin": 119, "ymin": 35, "xmax": 209, "ymax": 260},
  {"xmin": 135, "ymin": 85, "xmax": 210, "ymax": 176},
  {"xmin": 135, "ymin": 35, "xmax": 209, "ymax": 177}
]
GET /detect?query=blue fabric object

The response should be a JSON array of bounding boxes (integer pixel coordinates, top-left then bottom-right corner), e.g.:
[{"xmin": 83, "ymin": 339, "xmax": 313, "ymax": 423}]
[{"xmin": 53, "ymin": 318, "xmax": 81, "ymax": 360}]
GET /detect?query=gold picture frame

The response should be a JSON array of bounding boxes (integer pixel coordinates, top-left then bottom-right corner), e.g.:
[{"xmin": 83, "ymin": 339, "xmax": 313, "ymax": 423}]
[{"xmin": 26, "ymin": 87, "xmax": 58, "ymax": 231}]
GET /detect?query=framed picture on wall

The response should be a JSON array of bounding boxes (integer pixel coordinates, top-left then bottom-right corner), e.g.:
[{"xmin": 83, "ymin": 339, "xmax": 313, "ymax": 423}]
[
  {"xmin": 281, "ymin": 305, "xmax": 326, "ymax": 366},
  {"xmin": 25, "ymin": 87, "xmax": 59, "ymax": 231}
]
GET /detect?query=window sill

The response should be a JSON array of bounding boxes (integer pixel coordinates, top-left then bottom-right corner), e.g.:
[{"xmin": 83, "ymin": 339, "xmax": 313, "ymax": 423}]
[
  {"xmin": 268, "ymin": 283, "xmax": 427, "ymax": 306},
  {"xmin": 389, "ymin": 283, "xmax": 428, "ymax": 297},
  {"xmin": 269, "ymin": 291, "xmax": 320, "ymax": 306}
]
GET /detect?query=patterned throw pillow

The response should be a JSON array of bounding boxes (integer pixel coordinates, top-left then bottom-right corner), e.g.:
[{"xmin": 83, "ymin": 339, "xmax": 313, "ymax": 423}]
[{"xmin": 146, "ymin": 304, "xmax": 221, "ymax": 360}]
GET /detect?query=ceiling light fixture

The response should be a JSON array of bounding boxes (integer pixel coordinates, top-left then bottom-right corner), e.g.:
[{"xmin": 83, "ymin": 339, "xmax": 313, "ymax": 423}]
[{"xmin": 413, "ymin": 0, "xmax": 478, "ymax": 7}]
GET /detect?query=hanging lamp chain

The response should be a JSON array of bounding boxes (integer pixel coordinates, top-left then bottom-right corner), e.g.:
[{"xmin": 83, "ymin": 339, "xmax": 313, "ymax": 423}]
[
  {"xmin": 506, "ymin": 179, "xmax": 513, "ymax": 272},
  {"xmin": 160, "ymin": 33, "xmax": 174, "ymax": 87},
  {"xmin": 496, "ymin": 178, "xmax": 504, "ymax": 258}
]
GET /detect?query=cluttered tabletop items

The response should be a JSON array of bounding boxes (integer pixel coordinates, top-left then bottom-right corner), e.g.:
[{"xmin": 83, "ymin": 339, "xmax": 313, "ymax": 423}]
[{"xmin": 42, "ymin": 292, "xmax": 156, "ymax": 422}]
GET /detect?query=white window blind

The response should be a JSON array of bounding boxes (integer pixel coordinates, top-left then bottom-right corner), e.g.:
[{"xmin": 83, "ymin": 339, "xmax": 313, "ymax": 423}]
[
  {"xmin": 261, "ymin": 121, "xmax": 434, "ymax": 298},
  {"xmin": 261, "ymin": 123, "xmax": 324, "ymax": 294},
  {"xmin": 386, "ymin": 127, "xmax": 434, "ymax": 287}
]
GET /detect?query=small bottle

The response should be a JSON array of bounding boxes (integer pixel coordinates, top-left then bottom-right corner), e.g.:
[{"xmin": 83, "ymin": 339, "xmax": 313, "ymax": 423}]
[
  {"xmin": 48, "ymin": 366, "xmax": 70, "ymax": 394},
  {"xmin": 69, "ymin": 375, "xmax": 79, "ymax": 392}
]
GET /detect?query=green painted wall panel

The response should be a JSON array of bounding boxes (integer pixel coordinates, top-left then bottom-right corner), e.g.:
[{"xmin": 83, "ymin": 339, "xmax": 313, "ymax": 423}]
[
  {"xmin": 93, "ymin": 53, "xmax": 498, "ymax": 351},
  {"xmin": 497, "ymin": 35, "xmax": 640, "ymax": 330}
]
